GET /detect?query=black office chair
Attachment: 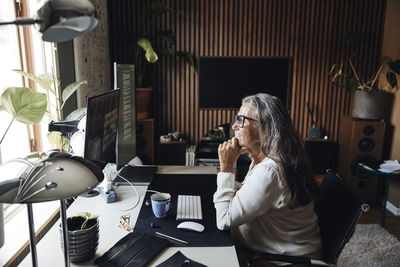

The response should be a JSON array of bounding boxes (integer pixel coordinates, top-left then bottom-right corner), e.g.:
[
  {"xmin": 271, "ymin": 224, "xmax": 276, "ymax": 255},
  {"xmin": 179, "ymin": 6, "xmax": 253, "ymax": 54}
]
[{"xmin": 247, "ymin": 169, "xmax": 368, "ymax": 266}]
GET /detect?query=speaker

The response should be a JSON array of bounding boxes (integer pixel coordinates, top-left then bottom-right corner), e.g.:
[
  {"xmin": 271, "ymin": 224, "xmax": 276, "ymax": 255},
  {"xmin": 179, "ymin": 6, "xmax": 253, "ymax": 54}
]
[
  {"xmin": 337, "ymin": 116, "xmax": 386, "ymax": 204},
  {"xmin": 137, "ymin": 119, "xmax": 154, "ymax": 164},
  {"xmin": 304, "ymin": 138, "xmax": 333, "ymax": 175},
  {"xmin": 158, "ymin": 141, "xmax": 187, "ymax": 165}
]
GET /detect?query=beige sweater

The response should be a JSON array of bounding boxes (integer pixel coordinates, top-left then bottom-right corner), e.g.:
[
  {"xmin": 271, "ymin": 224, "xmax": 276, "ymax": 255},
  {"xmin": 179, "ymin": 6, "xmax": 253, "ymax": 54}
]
[{"xmin": 213, "ymin": 157, "xmax": 322, "ymax": 259}]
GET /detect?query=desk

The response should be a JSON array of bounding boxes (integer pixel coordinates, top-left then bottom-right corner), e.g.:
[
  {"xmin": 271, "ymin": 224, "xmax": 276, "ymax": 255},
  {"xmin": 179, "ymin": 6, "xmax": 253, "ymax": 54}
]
[
  {"xmin": 19, "ymin": 166, "xmax": 239, "ymax": 267},
  {"xmin": 356, "ymin": 163, "xmax": 400, "ymax": 227}
]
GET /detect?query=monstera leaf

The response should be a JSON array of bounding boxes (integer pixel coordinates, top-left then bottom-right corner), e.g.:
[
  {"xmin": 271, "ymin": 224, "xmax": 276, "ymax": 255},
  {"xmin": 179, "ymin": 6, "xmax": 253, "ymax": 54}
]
[
  {"xmin": 0, "ymin": 87, "xmax": 47, "ymax": 124},
  {"xmin": 137, "ymin": 38, "xmax": 159, "ymax": 63}
]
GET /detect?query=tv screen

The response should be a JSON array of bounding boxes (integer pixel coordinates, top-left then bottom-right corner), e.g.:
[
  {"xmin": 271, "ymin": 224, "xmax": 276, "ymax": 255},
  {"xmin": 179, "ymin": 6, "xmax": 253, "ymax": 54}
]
[{"xmin": 199, "ymin": 57, "xmax": 292, "ymax": 109}]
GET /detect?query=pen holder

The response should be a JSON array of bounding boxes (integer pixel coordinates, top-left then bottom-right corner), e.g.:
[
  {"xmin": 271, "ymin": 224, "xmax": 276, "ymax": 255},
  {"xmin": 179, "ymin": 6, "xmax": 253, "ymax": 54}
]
[{"xmin": 59, "ymin": 216, "xmax": 99, "ymax": 262}]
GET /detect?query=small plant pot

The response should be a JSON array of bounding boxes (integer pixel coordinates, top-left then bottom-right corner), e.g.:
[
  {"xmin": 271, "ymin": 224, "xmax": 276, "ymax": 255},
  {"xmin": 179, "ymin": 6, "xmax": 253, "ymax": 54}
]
[
  {"xmin": 59, "ymin": 217, "xmax": 99, "ymax": 262},
  {"xmin": 136, "ymin": 87, "xmax": 152, "ymax": 119}
]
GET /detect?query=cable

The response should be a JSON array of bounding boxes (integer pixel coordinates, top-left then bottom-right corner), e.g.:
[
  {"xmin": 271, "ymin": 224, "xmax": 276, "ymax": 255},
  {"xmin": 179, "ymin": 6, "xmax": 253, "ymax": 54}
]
[
  {"xmin": 111, "ymin": 164, "xmax": 161, "ymax": 211},
  {"xmin": 115, "ymin": 168, "xmax": 141, "ymax": 211}
]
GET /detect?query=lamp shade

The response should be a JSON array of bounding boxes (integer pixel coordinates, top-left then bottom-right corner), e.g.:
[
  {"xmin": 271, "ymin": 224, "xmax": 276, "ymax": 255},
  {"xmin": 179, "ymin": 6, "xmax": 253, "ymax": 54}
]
[
  {"xmin": 0, "ymin": 152, "xmax": 104, "ymax": 204},
  {"xmin": 37, "ymin": 0, "xmax": 98, "ymax": 42}
]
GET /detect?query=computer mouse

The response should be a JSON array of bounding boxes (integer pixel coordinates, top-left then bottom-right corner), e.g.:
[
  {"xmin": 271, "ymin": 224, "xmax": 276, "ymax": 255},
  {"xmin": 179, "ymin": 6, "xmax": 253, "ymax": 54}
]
[{"xmin": 177, "ymin": 221, "xmax": 205, "ymax": 232}]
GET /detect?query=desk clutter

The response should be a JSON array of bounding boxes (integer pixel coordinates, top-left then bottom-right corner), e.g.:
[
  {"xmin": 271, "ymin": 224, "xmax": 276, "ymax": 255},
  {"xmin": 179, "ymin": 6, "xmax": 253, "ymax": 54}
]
[
  {"xmin": 95, "ymin": 232, "xmax": 207, "ymax": 267},
  {"xmin": 134, "ymin": 174, "xmax": 233, "ymax": 247},
  {"xmin": 94, "ymin": 173, "xmax": 226, "ymax": 266},
  {"xmin": 156, "ymin": 251, "xmax": 207, "ymax": 267},
  {"xmin": 94, "ymin": 232, "xmax": 169, "ymax": 267}
]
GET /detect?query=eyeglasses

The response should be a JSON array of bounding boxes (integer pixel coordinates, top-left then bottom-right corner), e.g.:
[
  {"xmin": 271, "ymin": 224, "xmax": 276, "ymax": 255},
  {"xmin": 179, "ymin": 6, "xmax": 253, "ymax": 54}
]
[{"xmin": 234, "ymin": 114, "xmax": 258, "ymax": 128}]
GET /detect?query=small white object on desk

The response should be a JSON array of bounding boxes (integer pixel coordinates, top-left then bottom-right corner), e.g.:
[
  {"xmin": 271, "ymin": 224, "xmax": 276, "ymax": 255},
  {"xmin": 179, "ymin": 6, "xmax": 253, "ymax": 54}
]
[
  {"xmin": 177, "ymin": 221, "xmax": 205, "ymax": 233},
  {"xmin": 379, "ymin": 160, "xmax": 400, "ymax": 173}
]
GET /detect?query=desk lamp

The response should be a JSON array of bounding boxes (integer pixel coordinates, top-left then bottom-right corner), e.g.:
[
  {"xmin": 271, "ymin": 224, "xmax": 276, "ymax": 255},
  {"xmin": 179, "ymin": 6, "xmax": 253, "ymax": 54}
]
[
  {"xmin": 0, "ymin": 0, "xmax": 98, "ymax": 43},
  {"xmin": 0, "ymin": 0, "xmax": 98, "ymax": 266},
  {"xmin": 0, "ymin": 152, "xmax": 104, "ymax": 267}
]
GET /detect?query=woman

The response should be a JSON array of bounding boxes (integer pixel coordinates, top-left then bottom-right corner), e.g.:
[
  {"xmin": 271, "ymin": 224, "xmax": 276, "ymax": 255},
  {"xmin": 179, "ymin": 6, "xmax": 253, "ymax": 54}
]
[{"xmin": 213, "ymin": 93, "xmax": 322, "ymax": 266}]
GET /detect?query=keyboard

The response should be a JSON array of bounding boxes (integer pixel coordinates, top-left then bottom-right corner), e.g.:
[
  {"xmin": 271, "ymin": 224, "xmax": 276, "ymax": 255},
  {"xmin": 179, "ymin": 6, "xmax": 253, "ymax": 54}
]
[{"xmin": 176, "ymin": 195, "xmax": 203, "ymax": 220}]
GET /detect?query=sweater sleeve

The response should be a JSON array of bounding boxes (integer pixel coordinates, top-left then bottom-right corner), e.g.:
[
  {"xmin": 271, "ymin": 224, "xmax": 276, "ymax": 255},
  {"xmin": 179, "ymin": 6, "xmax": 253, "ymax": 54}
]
[{"xmin": 213, "ymin": 161, "xmax": 285, "ymax": 230}]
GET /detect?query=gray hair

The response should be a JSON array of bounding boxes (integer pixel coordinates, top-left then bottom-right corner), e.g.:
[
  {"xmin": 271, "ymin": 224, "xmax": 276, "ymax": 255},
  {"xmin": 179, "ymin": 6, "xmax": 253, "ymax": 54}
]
[{"xmin": 242, "ymin": 93, "xmax": 317, "ymax": 205}]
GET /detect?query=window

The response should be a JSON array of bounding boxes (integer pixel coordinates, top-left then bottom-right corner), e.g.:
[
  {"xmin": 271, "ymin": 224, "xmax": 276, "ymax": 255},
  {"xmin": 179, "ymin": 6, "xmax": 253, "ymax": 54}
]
[{"xmin": 0, "ymin": 0, "xmax": 58, "ymax": 212}]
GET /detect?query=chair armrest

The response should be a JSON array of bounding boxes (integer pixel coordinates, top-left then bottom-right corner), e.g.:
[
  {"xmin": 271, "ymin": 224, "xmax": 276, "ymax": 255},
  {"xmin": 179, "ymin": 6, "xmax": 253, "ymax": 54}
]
[{"xmin": 247, "ymin": 252, "xmax": 312, "ymax": 266}]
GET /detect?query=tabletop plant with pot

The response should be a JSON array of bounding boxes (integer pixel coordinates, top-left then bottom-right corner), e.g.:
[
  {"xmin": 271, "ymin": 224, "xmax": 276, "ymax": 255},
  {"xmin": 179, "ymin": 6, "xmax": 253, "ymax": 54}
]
[
  {"xmin": 132, "ymin": 0, "xmax": 196, "ymax": 118},
  {"xmin": 330, "ymin": 54, "xmax": 400, "ymax": 120},
  {"xmin": 61, "ymin": 212, "xmax": 99, "ymax": 262}
]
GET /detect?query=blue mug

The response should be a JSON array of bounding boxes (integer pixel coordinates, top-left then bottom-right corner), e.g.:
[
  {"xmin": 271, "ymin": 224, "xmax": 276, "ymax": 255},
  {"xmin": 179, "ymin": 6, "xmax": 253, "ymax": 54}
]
[{"xmin": 150, "ymin": 193, "xmax": 171, "ymax": 218}]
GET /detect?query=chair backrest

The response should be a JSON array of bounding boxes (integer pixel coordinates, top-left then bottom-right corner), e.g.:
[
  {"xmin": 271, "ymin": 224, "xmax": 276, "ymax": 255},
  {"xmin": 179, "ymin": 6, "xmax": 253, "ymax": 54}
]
[{"xmin": 314, "ymin": 169, "xmax": 363, "ymax": 264}]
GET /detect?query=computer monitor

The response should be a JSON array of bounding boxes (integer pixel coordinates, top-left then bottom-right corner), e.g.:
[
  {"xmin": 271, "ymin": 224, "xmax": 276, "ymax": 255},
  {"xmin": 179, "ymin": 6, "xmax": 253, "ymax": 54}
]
[
  {"xmin": 84, "ymin": 89, "xmax": 121, "ymax": 169},
  {"xmin": 114, "ymin": 63, "xmax": 137, "ymax": 169},
  {"xmin": 198, "ymin": 57, "xmax": 292, "ymax": 109}
]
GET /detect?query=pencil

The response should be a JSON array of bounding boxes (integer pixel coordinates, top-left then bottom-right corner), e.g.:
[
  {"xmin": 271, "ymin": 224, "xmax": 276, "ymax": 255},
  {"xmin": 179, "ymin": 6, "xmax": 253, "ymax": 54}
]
[{"xmin": 155, "ymin": 231, "xmax": 189, "ymax": 245}]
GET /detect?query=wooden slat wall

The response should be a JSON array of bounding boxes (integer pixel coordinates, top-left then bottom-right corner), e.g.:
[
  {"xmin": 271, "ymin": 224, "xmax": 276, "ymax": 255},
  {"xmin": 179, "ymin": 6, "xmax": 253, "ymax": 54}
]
[{"xmin": 108, "ymin": 0, "xmax": 386, "ymax": 149}]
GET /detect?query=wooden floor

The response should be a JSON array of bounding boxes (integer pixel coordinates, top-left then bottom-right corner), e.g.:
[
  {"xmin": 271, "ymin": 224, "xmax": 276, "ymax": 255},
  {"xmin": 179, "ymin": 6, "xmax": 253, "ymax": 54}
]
[{"xmin": 358, "ymin": 206, "xmax": 400, "ymax": 240}]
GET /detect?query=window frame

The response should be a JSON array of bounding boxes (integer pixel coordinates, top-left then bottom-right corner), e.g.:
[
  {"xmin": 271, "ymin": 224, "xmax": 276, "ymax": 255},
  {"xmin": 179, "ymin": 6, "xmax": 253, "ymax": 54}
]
[{"xmin": 1, "ymin": 0, "xmax": 58, "ymax": 213}]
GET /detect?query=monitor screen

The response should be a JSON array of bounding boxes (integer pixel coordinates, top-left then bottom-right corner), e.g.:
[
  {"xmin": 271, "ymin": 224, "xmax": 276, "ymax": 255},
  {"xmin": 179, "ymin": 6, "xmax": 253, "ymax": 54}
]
[
  {"xmin": 198, "ymin": 57, "xmax": 292, "ymax": 109},
  {"xmin": 84, "ymin": 89, "xmax": 120, "ymax": 168}
]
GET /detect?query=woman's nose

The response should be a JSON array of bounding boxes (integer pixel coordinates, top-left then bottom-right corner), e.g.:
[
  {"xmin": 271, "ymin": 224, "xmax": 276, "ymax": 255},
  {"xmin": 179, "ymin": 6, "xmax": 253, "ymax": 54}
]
[{"xmin": 232, "ymin": 122, "xmax": 238, "ymax": 130}]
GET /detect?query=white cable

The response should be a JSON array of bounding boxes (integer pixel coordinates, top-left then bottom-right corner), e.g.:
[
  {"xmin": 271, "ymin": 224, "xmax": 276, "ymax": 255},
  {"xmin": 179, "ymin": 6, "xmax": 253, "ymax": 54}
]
[
  {"xmin": 112, "ymin": 166, "xmax": 161, "ymax": 211},
  {"xmin": 115, "ymin": 169, "xmax": 141, "ymax": 211}
]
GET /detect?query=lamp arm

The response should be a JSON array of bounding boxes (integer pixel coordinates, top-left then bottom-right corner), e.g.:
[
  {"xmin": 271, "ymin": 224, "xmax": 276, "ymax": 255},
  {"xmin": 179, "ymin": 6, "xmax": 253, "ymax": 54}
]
[{"xmin": 0, "ymin": 18, "xmax": 42, "ymax": 26}]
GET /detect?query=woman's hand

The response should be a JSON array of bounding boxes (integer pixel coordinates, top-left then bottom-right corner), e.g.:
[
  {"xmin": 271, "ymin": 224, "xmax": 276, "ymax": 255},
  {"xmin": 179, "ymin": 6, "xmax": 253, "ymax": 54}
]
[{"xmin": 218, "ymin": 137, "xmax": 241, "ymax": 173}]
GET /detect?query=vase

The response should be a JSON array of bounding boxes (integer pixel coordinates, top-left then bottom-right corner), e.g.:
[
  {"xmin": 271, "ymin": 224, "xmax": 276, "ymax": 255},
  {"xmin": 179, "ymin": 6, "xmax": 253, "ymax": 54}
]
[
  {"xmin": 136, "ymin": 87, "xmax": 152, "ymax": 120},
  {"xmin": 352, "ymin": 90, "xmax": 389, "ymax": 120},
  {"xmin": 59, "ymin": 217, "xmax": 99, "ymax": 262}
]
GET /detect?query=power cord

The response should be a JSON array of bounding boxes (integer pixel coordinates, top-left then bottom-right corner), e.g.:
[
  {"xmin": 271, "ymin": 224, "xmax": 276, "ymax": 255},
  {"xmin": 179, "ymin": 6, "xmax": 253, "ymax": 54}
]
[
  {"xmin": 114, "ymin": 170, "xmax": 141, "ymax": 211},
  {"xmin": 114, "ymin": 166, "xmax": 160, "ymax": 211}
]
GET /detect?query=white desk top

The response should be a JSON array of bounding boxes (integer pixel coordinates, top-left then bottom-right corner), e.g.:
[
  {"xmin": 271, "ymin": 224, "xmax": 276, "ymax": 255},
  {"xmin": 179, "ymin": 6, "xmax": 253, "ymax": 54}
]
[{"xmin": 19, "ymin": 166, "xmax": 239, "ymax": 267}]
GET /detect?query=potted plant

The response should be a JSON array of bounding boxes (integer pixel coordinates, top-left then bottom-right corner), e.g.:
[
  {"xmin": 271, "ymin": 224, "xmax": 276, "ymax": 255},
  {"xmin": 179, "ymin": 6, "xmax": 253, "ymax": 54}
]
[
  {"xmin": 132, "ymin": 1, "xmax": 197, "ymax": 119},
  {"xmin": 1, "ymin": 69, "xmax": 87, "ymax": 151},
  {"xmin": 60, "ymin": 212, "xmax": 99, "ymax": 262},
  {"xmin": 330, "ymin": 55, "xmax": 400, "ymax": 120}
]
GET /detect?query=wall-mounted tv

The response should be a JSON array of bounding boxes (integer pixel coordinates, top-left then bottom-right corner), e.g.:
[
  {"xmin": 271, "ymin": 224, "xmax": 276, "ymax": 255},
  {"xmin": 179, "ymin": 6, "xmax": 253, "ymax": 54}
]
[{"xmin": 199, "ymin": 57, "xmax": 292, "ymax": 109}]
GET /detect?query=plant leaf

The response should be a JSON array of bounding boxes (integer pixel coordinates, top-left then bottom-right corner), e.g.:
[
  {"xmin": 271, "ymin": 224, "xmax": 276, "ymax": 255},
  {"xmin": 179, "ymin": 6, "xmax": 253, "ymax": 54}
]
[
  {"xmin": 61, "ymin": 80, "xmax": 87, "ymax": 108},
  {"xmin": 47, "ymin": 132, "xmax": 69, "ymax": 150},
  {"xmin": 72, "ymin": 212, "xmax": 98, "ymax": 229},
  {"xmin": 389, "ymin": 60, "xmax": 400, "ymax": 75},
  {"xmin": 13, "ymin": 69, "xmax": 53, "ymax": 92},
  {"xmin": 387, "ymin": 72, "xmax": 397, "ymax": 88},
  {"xmin": 1, "ymin": 87, "xmax": 47, "ymax": 124},
  {"xmin": 25, "ymin": 152, "xmax": 47, "ymax": 159},
  {"xmin": 158, "ymin": 47, "xmax": 174, "ymax": 55},
  {"xmin": 65, "ymin": 107, "xmax": 87, "ymax": 121},
  {"xmin": 331, "ymin": 72, "xmax": 342, "ymax": 82},
  {"xmin": 137, "ymin": 38, "xmax": 159, "ymax": 63},
  {"xmin": 381, "ymin": 56, "xmax": 392, "ymax": 65},
  {"xmin": 158, "ymin": 30, "xmax": 175, "ymax": 45},
  {"xmin": 151, "ymin": 1, "xmax": 173, "ymax": 17},
  {"xmin": 175, "ymin": 51, "xmax": 197, "ymax": 71},
  {"xmin": 329, "ymin": 64, "xmax": 336, "ymax": 75},
  {"xmin": 344, "ymin": 77, "xmax": 359, "ymax": 93}
]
